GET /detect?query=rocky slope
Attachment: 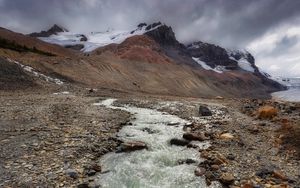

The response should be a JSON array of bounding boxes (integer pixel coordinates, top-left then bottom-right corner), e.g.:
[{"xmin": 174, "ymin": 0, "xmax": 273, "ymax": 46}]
[{"xmin": 0, "ymin": 23, "xmax": 285, "ymax": 98}]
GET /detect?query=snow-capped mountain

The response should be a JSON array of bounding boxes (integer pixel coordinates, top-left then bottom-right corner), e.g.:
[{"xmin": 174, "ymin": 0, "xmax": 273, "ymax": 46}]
[
  {"xmin": 1, "ymin": 22, "xmax": 285, "ymax": 98},
  {"xmin": 32, "ymin": 23, "xmax": 163, "ymax": 52},
  {"xmin": 187, "ymin": 41, "xmax": 261, "ymax": 74}
]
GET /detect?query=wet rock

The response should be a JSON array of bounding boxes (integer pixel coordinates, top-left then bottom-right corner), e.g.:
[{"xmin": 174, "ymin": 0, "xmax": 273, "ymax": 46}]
[
  {"xmin": 187, "ymin": 143, "xmax": 199, "ymax": 149},
  {"xmin": 142, "ymin": 127, "xmax": 157, "ymax": 134},
  {"xmin": 178, "ymin": 159, "xmax": 197, "ymax": 165},
  {"xmin": 167, "ymin": 122, "xmax": 180, "ymax": 126},
  {"xmin": 199, "ymin": 106, "xmax": 212, "ymax": 116},
  {"xmin": 66, "ymin": 169, "xmax": 78, "ymax": 179},
  {"xmin": 170, "ymin": 138, "xmax": 190, "ymax": 146},
  {"xmin": 118, "ymin": 141, "xmax": 147, "ymax": 152},
  {"xmin": 194, "ymin": 167, "xmax": 206, "ymax": 176},
  {"xmin": 220, "ymin": 173, "xmax": 235, "ymax": 185},
  {"xmin": 183, "ymin": 132, "xmax": 207, "ymax": 141},
  {"xmin": 86, "ymin": 169, "xmax": 97, "ymax": 176}
]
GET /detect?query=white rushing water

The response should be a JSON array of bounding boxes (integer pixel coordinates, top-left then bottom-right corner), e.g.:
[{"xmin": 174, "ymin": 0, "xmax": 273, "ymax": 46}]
[{"xmin": 93, "ymin": 99, "xmax": 219, "ymax": 188}]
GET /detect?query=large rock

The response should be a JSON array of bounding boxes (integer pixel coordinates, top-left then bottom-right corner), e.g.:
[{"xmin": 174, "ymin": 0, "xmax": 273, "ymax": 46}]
[
  {"xmin": 170, "ymin": 138, "xmax": 190, "ymax": 146},
  {"xmin": 118, "ymin": 141, "xmax": 147, "ymax": 152},
  {"xmin": 199, "ymin": 106, "xmax": 212, "ymax": 116},
  {"xmin": 183, "ymin": 132, "xmax": 207, "ymax": 141}
]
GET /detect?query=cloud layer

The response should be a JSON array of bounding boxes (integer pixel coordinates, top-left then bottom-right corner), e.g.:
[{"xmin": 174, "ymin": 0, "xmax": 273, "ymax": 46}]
[{"xmin": 1, "ymin": 0, "xmax": 300, "ymax": 77}]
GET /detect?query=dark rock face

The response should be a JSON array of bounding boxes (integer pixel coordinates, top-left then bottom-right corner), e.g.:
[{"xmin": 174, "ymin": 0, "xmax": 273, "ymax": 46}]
[
  {"xmin": 137, "ymin": 23, "xmax": 147, "ymax": 28},
  {"xmin": 65, "ymin": 44, "xmax": 85, "ymax": 51},
  {"xmin": 29, "ymin": 24, "xmax": 68, "ymax": 37},
  {"xmin": 79, "ymin": 35, "xmax": 88, "ymax": 42},
  {"xmin": 187, "ymin": 42, "xmax": 238, "ymax": 69},
  {"xmin": 145, "ymin": 22, "xmax": 162, "ymax": 31},
  {"xmin": 145, "ymin": 24, "xmax": 179, "ymax": 47},
  {"xmin": 145, "ymin": 24, "xmax": 198, "ymax": 66}
]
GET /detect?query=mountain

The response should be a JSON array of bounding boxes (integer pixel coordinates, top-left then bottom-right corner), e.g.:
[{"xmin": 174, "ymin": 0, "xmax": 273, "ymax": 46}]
[
  {"xmin": 0, "ymin": 23, "xmax": 285, "ymax": 98},
  {"xmin": 29, "ymin": 24, "xmax": 68, "ymax": 37}
]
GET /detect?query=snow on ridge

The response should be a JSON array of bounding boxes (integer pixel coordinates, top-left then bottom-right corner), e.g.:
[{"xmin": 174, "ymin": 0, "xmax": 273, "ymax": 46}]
[
  {"xmin": 192, "ymin": 57, "xmax": 225, "ymax": 73},
  {"xmin": 226, "ymin": 49, "xmax": 255, "ymax": 73},
  {"xmin": 7, "ymin": 58, "xmax": 63, "ymax": 85},
  {"xmin": 38, "ymin": 23, "xmax": 163, "ymax": 52}
]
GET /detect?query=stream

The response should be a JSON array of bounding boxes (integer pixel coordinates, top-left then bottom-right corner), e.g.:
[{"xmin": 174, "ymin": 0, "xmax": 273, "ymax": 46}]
[{"xmin": 93, "ymin": 99, "xmax": 220, "ymax": 188}]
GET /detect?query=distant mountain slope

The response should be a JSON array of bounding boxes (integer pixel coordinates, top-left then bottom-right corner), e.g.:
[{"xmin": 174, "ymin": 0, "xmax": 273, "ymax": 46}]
[
  {"xmin": 0, "ymin": 27, "xmax": 75, "ymax": 57},
  {"xmin": 0, "ymin": 23, "xmax": 285, "ymax": 98}
]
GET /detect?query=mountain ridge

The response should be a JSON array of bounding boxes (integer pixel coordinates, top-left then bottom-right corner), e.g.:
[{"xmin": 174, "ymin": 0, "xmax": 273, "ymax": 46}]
[{"xmin": 0, "ymin": 23, "xmax": 286, "ymax": 98}]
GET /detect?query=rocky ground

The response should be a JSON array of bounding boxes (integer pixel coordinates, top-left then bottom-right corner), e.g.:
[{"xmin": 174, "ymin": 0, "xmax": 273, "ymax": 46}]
[
  {"xmin": 0, "ymin": 88, "xmax": 299, "ymax": 188},
  {"xmin": 0, "ymin": 90, "xmax": 130, "ymax": 187},
  {"xmin": 115, "ymin": 97, "xmax": 300, "ymax": 188}
]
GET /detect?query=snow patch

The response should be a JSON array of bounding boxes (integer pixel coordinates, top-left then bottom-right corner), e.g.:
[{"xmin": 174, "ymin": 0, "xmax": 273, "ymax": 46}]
[
  {"xmin": 7, "ymin": 58, "xmax": 63, "ymax": 85},
  {"xmin": 236, "ymin": 58, "xmax": 255, "ymax": 72},
  {"xmin": 192, "ymin": 57, "xmax": 224, "ymax": 73},
  {"xmin": 227, "ymin": 50, "xmax": 255, "ymax": 73},
  {"xmin": 39, "ymin": 24, "xmax": 162, "ymax": 52}
]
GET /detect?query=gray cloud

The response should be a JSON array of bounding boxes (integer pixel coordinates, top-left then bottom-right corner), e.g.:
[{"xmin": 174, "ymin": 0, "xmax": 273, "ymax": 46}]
[{"xmin": 1, "ymin": 0, "xmax": 300, "ymax": 76}]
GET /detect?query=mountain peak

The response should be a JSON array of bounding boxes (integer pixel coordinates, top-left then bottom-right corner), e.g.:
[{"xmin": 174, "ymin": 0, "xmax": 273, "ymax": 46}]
[
  {"xmin": 29, "ymin": 24, "xmax": 68, "ymax": 37},
  {"xmin": 144, "ymin": 23, "xmax": 179, "ymax": 46},
  {"xmin": 48, "ymin": 24, "xmax": 68, "ymax": 33}
]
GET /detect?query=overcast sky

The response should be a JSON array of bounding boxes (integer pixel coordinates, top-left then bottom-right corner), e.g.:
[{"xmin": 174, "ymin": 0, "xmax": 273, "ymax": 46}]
[{"xmin": 1, "ymin": 0, "xmax": 300, "ymax": 77}]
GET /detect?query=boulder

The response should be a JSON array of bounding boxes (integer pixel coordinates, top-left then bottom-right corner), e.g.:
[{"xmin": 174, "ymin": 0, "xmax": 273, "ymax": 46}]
[
  {"xmin": 183, "ymin": 132, "xmax": 207, "ymax": 141},
  {"xmin": 170, "ymin": 138, "xmax": 190, "ymax": 146},
  {"xmin": 199, "ymin": 106, "xmax": 212, "ymax": 116},
  {"xmin": 118, "ymin": 141, "xmax": 147, "ymax": 152}
]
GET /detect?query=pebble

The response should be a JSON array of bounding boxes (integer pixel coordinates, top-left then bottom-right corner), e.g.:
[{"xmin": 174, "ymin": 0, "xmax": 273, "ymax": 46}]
[{"xmin": 220, "ymin": 173, "xmax": 235, "ymax": 185}]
